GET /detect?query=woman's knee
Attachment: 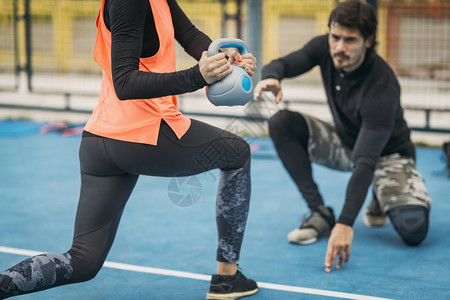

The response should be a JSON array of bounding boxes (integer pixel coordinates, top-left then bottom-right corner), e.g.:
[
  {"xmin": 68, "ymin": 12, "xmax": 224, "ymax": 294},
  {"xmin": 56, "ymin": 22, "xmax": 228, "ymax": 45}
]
[
  {"xmin": 226, "ymin": 135, "xmax": 250, "ymax": 170},
  {"xmin": 67, "ymin": 246, "xmax": 106, "ymax": 283},
  {"xmin": 388, "ymin": 205, "xmax": 429, "ymax": 246}
]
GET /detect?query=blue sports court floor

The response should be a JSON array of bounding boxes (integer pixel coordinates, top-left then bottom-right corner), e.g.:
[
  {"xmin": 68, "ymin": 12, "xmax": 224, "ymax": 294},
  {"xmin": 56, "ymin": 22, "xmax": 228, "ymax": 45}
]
[{"xmin": 0, "ymin": 120, "xmax": 449, "ymax": 299}]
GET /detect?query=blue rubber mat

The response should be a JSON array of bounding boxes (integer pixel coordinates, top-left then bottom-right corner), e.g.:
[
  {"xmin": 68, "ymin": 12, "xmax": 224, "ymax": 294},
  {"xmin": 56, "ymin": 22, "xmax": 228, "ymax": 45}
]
[{"xmin": 0, "ymin": 121, "xmax": 449, "ymax": 299}]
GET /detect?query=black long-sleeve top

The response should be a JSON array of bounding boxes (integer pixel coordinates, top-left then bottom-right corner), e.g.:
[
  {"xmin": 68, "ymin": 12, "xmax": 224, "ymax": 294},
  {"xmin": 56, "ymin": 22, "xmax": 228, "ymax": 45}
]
[
  {"xmin": 262, "ymin": 35, "xmax": 415, "ymax": 226},
  {"xmin": 104, "ymin": 0, "xmax": 209, "ymax": 100}
]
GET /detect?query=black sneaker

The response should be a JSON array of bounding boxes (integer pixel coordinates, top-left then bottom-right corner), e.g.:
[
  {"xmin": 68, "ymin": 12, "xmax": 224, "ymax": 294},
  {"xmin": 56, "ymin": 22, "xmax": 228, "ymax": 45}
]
[{"xmin": 206, "ymin": 270, "xmax": 258, "ymax": 300}]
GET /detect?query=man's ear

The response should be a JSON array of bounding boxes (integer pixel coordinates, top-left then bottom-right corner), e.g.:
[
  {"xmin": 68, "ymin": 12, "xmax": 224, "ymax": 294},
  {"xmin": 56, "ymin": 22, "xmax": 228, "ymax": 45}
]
[{"xmin": 365, "ymin": 34, "xmax": 375, "ymax": 48}]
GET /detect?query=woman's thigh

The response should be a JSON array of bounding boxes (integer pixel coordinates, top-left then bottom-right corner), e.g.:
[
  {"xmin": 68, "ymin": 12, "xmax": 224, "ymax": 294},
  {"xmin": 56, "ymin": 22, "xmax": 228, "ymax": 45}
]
[{"xmin": 103, "ymin": 119, "xmax": 250, "ymax": 177}]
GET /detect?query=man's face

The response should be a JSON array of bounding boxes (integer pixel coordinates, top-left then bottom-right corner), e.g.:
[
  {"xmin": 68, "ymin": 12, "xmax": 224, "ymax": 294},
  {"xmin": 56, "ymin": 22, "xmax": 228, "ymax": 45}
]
[{"xmin": 328, "ymin": 22, "xmax": 373, "ymax": 73}]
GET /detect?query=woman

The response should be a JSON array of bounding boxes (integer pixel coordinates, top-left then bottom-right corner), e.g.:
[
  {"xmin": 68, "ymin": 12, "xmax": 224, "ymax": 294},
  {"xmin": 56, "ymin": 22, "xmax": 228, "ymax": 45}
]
[{"xmin": 0, "ymin": 0, "xmax": 258, "ymax": 299}]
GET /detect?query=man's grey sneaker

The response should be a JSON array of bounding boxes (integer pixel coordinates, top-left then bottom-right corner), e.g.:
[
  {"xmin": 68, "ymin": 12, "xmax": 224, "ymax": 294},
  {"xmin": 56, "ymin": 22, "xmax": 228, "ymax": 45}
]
[
  {"xmin": 287, "ymin": 205, "xmax": 335, "ymax": 244},
  {"xmin": 363, "ymin": 197, "xmax": 388, "ymax": 227},
  {"xmin": 206, "ymin": 270, "xmax": 258, "ymax": 300}
]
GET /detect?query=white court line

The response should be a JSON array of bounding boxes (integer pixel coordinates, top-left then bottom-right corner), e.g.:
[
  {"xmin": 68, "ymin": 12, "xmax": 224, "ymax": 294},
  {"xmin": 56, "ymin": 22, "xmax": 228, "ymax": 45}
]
[{"xmin": 0, "ymin": 246, "xmax": 392, "ymax": 300}]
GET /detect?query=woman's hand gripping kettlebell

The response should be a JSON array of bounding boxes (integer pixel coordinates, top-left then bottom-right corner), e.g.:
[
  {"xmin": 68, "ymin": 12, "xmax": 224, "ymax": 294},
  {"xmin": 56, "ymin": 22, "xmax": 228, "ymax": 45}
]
[
  {"xmin": 203, "ymin": 38, "xmax": 256, "ymax": 106},
  {"xmin": 199, "ymin": 51, "xmax": 233, "ymax": 85},
  {"xmin": 228, "ymin": 51, "xmax": 256, "ymax": 77}
]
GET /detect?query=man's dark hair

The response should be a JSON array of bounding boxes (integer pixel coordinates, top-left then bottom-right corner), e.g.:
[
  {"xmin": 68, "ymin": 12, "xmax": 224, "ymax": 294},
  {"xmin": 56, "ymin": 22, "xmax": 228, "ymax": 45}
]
[{"xmin": 328, "ymin": 0, "xmax": 378, "ymax": 53}]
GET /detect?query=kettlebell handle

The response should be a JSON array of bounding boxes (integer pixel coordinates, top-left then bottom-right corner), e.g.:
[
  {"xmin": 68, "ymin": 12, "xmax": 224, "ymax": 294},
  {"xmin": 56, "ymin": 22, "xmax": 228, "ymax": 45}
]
[{"xmin": 207, "ymin": 38, "xmax": 248, "ymax": 57}]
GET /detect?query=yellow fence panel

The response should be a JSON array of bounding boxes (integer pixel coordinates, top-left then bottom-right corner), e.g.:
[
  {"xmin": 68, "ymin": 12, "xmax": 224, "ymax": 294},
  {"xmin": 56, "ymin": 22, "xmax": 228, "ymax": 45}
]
[{"xmin": 0, "ymin": 0, "xmax": 448, "ymax": 101}]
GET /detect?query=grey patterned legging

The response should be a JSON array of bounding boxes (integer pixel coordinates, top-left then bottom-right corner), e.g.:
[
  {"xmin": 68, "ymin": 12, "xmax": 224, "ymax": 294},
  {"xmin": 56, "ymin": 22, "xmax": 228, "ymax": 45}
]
[{"xmin": 0, "ymin": 119, "xmax": 251, "ymax": 298}]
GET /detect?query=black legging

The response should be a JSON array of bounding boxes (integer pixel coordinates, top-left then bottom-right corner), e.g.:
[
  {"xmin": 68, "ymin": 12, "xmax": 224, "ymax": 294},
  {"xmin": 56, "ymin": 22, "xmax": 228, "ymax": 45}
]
[
  {"xmin": 268, "ymin": 110, "xmax": 324, "ymax": 210},
  {"xmin": 0, "ymin": 119, "xmax": 251, "ymax": 298}
]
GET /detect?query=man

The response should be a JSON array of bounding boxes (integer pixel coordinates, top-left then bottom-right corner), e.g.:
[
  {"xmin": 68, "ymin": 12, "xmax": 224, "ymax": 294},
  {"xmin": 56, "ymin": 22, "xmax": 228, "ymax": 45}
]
[{"xmin": 253, "ymin": 0, "xmax": 431, "ymax": 273}]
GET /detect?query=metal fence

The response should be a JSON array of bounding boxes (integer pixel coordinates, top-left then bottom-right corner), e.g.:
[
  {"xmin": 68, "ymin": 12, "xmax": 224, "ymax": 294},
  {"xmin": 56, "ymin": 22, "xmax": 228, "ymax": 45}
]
[
  {"xmin": 0, "ymin": 0, "xmax": 17, "ymax": 90},
  {"xmin": 0, "ymin": 0, "xmax": 449, "ymax": 132}
]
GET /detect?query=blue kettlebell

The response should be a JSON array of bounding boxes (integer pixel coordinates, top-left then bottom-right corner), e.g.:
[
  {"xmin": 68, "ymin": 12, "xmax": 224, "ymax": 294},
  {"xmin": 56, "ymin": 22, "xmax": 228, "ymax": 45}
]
[{"xmin": 205, "ymin": 38, "xmax": 253, "ymax": 106}]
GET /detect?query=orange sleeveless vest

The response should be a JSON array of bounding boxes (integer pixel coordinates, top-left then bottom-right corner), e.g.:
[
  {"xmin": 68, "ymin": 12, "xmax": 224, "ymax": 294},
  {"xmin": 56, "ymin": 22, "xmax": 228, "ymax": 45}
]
[{"xmin": 84, "ymin": 0, "xmax": 191, "ymax": 145}]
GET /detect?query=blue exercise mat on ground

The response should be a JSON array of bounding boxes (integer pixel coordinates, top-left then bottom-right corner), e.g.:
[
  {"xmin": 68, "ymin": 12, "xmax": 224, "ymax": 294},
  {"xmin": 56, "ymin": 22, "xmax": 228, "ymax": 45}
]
[{"xmin": 0, "ymin": 120, "xmax": 449, "ymax": 299}]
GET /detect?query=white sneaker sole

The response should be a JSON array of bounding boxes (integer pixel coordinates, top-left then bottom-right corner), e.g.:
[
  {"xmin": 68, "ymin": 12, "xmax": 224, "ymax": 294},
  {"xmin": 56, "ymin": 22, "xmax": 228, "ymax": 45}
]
[
  {"xmin": 287, "ymin": 228, "xmax": 318, "ymax": 245},
  {"xmin": 363, "ymin": 212, "xmax": 388, "ymax": 227},
  {"xmin": 206, "ymin": 288, "xmax": 259, "ymax": 299}
]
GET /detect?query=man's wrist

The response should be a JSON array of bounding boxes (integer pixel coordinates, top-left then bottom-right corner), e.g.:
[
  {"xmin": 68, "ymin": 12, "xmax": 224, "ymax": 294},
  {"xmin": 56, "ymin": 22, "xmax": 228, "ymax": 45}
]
[{"xmin": 336, "ymin": 218, "xmax": 355, "ymax": 227}]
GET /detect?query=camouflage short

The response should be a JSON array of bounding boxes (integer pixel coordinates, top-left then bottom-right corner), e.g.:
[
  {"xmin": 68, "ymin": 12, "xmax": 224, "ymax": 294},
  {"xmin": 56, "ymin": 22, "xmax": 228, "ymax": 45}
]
[
  {"xmin": 303, "ymin": 113, "xmax": 431, "ymax": 212},
  {"xmin": 303, "ymin": 113, "xmax": 353, "ymax": 171},
  {"xmin": 372, "ymin": 154, "xmax": 431, "ymax": 212}
]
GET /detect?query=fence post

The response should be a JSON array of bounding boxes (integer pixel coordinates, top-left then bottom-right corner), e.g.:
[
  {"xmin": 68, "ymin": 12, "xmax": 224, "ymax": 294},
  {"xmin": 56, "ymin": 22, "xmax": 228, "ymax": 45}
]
[
  {"xmin": 245, "ymin": 0, "xmax": 265, "ymax": 118},
  {"xmin": 13, "ymin": 0, "xmax": 32, "ymax": 92},
  {"xmin": 219, "ymin": 0, "xmax": 242, "ymax": 38},
  {"xmin": 246, "ymin": 0, "xmax": 262, "ymax": 82},
  {"xmin": 24, "ymin": 0, "xmax": 32, "ymax": 91}
]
